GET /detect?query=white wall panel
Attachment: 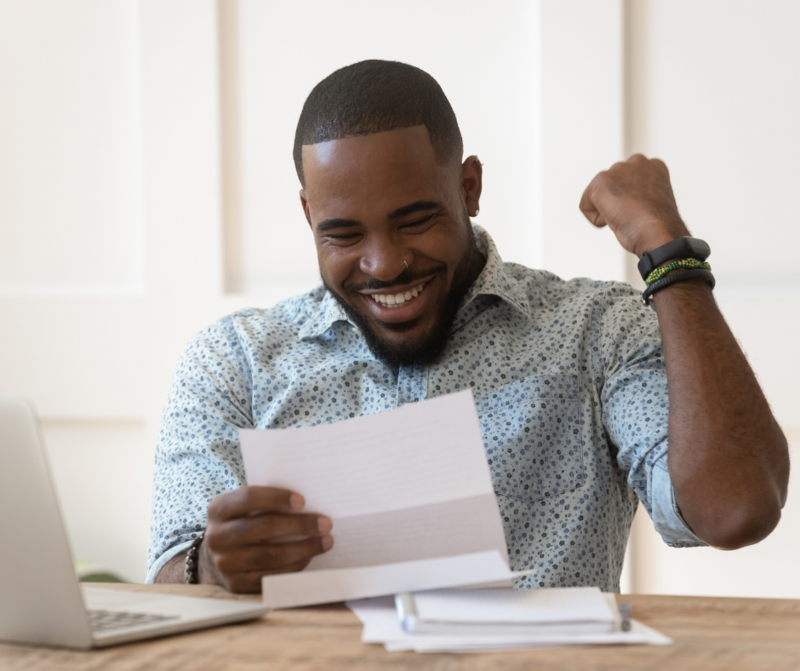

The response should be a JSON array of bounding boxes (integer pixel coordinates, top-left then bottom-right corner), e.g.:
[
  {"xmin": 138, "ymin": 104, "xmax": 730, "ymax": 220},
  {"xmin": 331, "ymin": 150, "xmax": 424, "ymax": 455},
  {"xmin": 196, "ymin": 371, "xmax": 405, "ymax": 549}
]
[
  {"xmin": 139, "ymin": 0, "xmax": 224, "ymax": 298},
  {"xmin": 226, "ymin": 0, "xmax": 541, "ymax": 294},
  {"xmin": 539, "ymin": 0, "xmax": 627, "ymax": 283},
  {"xmin": 0, "ymin": 0, "xmax": 143, "ymax": 294}
]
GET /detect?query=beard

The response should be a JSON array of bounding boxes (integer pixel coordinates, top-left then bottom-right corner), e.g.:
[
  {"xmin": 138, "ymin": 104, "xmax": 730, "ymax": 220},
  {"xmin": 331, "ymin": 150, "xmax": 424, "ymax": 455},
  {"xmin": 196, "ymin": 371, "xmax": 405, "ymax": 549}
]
[{"xmin": 323, "ymin": 227, "xmax": 483, "ymax": 369}]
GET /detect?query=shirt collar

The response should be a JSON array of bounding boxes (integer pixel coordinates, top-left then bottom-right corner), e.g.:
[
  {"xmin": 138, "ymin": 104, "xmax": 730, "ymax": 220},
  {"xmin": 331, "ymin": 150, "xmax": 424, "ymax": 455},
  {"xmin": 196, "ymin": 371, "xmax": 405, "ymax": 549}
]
[
  {"xmin": 298, "ymin": 290, "xmax": 353, "ymax": 341},
  {"xmin": 461, "ymin": 225, "xmax": 530, "ymax": 317},
  {"xmin": 299, "ymin": 225, "xmax": 529, "ymax": 341}
]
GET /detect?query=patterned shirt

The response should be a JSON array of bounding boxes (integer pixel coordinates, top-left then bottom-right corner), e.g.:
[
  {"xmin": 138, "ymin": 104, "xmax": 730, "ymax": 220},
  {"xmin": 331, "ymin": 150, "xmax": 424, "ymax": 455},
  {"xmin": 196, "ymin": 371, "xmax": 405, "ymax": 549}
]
[{"xmin": 147, "ymin": 226, "xmax": 706, "ymax": 590}]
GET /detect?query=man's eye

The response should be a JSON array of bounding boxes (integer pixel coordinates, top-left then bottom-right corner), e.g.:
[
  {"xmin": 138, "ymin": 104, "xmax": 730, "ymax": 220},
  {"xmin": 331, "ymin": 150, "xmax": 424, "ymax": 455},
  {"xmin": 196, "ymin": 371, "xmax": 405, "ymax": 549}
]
[
  {"xmin": 326, "ymin": 233, "xmax": 361, "ymax": 241},
  {"xmin": 402, "ymin": 214, "xmax": 436, "ymax": 229}
]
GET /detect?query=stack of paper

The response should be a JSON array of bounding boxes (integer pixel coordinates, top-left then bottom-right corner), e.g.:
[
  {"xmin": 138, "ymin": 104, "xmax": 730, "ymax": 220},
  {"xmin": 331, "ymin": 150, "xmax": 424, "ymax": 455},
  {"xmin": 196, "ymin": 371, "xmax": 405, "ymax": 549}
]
[{"xmin": 347, "ymin": 587, "xmax": 672, "ymax": 653}]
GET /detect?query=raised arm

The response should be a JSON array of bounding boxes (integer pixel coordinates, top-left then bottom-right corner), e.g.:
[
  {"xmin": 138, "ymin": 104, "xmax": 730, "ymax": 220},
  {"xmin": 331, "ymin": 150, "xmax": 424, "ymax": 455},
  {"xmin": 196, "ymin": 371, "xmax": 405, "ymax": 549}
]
[{"xmin": 580, "ymin": 154, "xmax": 789, "ymax": 549}]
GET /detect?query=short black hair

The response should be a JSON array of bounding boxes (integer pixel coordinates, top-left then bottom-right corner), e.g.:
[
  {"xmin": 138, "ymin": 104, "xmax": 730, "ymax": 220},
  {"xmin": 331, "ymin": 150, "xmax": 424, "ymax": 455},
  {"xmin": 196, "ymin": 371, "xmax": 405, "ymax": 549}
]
[{"xmin": 293, "ymin": 60, "xmax": 463, "ymax": 186}]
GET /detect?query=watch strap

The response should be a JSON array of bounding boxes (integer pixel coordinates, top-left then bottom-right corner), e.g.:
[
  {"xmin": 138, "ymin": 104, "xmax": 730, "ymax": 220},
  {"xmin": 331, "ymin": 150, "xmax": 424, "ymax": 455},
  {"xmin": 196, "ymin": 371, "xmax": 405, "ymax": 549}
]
[{"xmin": 638, "ymin": 237, "xmax": 711, "ymax": 281}]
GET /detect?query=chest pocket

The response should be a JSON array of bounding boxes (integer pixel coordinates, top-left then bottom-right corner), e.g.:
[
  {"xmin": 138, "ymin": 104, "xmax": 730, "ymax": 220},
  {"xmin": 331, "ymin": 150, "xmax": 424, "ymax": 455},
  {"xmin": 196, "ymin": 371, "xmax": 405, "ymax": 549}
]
[{"xmin": 476, "ymin": 375, "xmax": 585, "ymax": 504}]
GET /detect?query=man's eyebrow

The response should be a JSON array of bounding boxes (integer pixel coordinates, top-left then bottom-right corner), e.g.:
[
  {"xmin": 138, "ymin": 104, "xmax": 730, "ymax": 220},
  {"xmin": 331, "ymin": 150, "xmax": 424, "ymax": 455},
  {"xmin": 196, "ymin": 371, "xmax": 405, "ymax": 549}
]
[
  {"xmin": 316, "ymin": 201, "xmax": 442, "ymax": 232},
  {"xmin": 317, "ymin": 218, "xmax": 361, "ymax": 232},
  {"xmin": 388, "ymin": 200, "xmax": 443, "ymax": 221}
]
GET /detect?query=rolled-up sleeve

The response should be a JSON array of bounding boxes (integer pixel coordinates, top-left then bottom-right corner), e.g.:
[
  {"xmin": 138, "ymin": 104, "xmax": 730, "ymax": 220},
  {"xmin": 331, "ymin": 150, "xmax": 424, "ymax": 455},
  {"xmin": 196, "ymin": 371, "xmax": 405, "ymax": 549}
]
[
  {"xmin": 595, "ymin": 285, "xmax": 706, "ymax": 548},
  {"xmin": 146, "ymin": 317, "xmax": 255, "ymax": 583}
]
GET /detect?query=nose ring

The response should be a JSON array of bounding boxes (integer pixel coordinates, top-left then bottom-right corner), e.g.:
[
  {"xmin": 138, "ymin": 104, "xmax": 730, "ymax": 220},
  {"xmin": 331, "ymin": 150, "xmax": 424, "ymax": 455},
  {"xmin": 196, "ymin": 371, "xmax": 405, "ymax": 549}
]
[{"xmin": 403, "ymin": 259, "xmax": 409, "ymax": 269}]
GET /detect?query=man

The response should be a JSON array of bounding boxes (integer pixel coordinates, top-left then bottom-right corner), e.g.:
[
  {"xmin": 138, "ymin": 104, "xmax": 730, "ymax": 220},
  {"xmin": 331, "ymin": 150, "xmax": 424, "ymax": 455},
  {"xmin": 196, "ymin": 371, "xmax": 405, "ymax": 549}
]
[{"xmin": 148, "ymin": 60, "xmax": 789, "ymax": 593}]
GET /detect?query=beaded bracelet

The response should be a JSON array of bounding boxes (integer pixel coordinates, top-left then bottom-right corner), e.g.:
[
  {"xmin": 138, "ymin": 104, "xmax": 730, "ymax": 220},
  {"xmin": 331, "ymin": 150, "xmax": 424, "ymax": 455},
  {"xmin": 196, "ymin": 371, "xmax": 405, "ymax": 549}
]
[
  {"xmin": 185, "ymin": 533, "xmax": 205, "ymax": 584},
  {"xmin": 645, "ymin": 258, "xmax": 711, "ymax": 286}
]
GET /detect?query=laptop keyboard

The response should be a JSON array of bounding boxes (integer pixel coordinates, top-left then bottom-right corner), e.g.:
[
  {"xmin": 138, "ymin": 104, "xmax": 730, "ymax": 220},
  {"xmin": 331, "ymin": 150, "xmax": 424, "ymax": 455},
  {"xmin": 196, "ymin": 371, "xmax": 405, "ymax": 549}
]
[{"xmin": 88, "ymin": 608, "xmax": 180, "ymax": 632}]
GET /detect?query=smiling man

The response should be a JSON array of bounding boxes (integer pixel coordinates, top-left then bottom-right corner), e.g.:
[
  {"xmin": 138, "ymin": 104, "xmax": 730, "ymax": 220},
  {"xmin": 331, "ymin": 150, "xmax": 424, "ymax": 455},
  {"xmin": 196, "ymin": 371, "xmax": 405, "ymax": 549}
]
[{"xmin": 148, "ymin": 60, "xmax": 788, "ymax": 593}]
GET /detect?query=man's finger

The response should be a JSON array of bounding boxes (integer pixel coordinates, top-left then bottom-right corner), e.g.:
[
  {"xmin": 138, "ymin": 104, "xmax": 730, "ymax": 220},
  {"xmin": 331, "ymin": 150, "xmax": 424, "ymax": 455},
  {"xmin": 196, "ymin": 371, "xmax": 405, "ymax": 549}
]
[
  {"xmin": 208, "ymin": 485, "xmax": 305, "ymax": 522},
  {"xmin": 579, "ymin": 176, "xmax": 606, "ymax": 227},
  {"xmin": 216, "ymin": 536, "xmax": 334, "ymax": 575},
  {"xmin": 217, "ymin": 512, "xmax": 333, "ymax": 547},
  {"xmin": 224, "ymin": 559, "xmax": 316, "ymax": 594}
]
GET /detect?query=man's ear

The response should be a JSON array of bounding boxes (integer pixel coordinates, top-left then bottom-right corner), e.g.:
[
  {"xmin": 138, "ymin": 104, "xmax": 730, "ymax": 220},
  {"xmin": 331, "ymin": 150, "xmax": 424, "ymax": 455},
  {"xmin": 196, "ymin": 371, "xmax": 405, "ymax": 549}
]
[
  {"xmin": 460, "ymin": 156, "xmax": 483, "ymax": 217},
  {"xmin": 299, "ymin": 189, "xmax": 313, "ymax": 228}
]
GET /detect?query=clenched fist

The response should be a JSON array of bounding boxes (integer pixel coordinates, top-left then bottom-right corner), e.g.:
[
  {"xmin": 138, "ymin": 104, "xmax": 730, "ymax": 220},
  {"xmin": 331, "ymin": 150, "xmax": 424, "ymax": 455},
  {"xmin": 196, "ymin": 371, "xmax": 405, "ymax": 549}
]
[{"xmin": 579, "ymin": 154, "xmax": 692, "ymax": 258}]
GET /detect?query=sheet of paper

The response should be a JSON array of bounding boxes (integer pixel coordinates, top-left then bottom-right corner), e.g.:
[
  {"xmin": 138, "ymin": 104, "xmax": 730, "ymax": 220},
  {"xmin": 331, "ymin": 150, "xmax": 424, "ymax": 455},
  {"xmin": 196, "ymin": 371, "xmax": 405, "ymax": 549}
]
[
  {"xmin": 239, "ymin": 390, "xmax": 510, "ymax": 608},
  {"xmin": 347, "ymin": 595, "xmax": 673, "ymax": 653},
  {"xmin": 384, "ymin": 620, "xmax": 672, "ymax": 653},
  {"xmin": 261, "ymin": 551, "xmax": 513, "ymax": 610}
]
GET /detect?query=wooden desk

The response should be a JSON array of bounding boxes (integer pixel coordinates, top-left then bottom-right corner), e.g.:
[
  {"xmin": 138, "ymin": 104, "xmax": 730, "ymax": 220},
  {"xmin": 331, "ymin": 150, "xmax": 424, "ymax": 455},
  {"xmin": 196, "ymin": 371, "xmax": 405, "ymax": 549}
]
[{"xmin": 2, "ymin": 583, "xmax": 799, "ymax": 670}]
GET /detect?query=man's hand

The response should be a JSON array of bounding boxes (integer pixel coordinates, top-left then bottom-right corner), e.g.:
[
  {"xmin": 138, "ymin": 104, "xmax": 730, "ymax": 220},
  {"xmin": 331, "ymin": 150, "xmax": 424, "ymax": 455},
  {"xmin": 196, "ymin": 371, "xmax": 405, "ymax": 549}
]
[
  {"xmin": 200, "ymin": 486, "xmax": 333, "ymax": 593},
  {"xmin": 579, "ymin": 154, "xmax": 691, "ymax": 257}
]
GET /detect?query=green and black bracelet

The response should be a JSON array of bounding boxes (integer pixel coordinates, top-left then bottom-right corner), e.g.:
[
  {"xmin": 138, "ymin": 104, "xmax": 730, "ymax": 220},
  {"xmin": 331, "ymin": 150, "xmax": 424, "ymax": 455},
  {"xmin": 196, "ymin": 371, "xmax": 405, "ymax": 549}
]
[{"xmin": 645, "ymin": 258, "xmax": 711, "ymax": 285}]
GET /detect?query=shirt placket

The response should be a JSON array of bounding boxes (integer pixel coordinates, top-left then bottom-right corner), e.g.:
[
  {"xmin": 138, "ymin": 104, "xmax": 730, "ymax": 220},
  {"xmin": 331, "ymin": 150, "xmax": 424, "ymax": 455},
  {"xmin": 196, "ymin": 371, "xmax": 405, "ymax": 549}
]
[{"xmin": 396, "ymin": 364, "xmax": 428, "ymax": 407}]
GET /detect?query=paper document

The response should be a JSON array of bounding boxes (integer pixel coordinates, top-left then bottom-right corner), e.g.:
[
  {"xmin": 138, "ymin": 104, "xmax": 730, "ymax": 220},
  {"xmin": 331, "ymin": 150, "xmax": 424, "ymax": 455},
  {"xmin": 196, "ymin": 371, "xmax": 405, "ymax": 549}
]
[
  {"xmin": 347, "ymin": 592, "xmax": 673, "ymax": 653},
  {"xmin": 401, "ymin": 586, "xmax": 617, "ymax": 635},
  {"xmin": 239, "ymin": 390, "xmax": 510, "ymax": 608}
]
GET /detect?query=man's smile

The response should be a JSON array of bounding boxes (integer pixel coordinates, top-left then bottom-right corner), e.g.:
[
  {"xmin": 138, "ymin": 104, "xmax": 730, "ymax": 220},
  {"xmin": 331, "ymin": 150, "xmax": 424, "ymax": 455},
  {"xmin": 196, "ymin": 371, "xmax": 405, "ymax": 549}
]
[
  {"xmin": 362, "ymin": 281, "xmax": 427, "ymax": 307},
  {"xmin": 353, "ymin": 274, "xmax": 439, "ymax": 324}
]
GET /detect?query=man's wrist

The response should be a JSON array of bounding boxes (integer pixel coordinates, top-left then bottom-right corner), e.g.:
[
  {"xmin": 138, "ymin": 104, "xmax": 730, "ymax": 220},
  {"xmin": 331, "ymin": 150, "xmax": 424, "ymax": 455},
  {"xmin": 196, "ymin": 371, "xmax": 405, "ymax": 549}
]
[
  {"xmin": 632, "ymin": 221, "xmax": 691, "ymax": 259},
  {"xmin": 197, "ymin": 536, "xmax": 222, "ymax": 585},
  {"xmin": 651, "ymin": 274, "xmax": 714, "ymax": 307},
  {"xmin": 635, "ymin": 235, "xmax": 676, "ymax": 259}
]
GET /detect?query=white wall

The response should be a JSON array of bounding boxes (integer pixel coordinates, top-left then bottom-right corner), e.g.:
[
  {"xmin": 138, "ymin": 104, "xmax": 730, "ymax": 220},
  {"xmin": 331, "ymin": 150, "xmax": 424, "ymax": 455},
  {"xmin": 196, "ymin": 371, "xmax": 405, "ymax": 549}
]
[{"xmin": 0, "ymin": 0, "xmax": 796, "ymax": 594}]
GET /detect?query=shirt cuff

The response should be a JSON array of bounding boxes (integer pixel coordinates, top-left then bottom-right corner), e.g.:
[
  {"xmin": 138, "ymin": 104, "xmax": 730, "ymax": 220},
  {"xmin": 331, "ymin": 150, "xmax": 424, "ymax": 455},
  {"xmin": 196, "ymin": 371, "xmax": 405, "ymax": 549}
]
[
  {"xmin": 145, "ymin": 539, "xmax": 194, "ymax": 584},
  {"xmin": 649, "ymin": 456, "xmax": 708, "ymax": 548}
]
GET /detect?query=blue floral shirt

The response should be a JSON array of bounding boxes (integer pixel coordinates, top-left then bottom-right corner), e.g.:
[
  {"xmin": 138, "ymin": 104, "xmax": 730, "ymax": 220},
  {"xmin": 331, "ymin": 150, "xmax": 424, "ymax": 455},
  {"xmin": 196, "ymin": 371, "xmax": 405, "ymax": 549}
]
[{"xmin": 147, "ymin": 226, "xmax": 705, "ymax": 590}]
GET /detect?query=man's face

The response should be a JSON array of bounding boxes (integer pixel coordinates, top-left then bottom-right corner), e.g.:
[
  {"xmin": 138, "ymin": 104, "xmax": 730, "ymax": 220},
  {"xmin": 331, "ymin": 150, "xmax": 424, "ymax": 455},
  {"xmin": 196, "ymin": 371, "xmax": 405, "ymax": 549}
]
[{"xmin": 300, "ymin": 125, "xmax": 484, "ymax": 367}]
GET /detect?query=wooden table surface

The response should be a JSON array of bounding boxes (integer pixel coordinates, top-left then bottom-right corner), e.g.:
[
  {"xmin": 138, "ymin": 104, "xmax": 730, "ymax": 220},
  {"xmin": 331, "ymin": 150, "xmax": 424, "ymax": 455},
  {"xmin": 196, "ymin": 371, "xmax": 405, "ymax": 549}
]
[{"xmin": 2, "ymin": 583, "xmax": 799, "ymax": 670}]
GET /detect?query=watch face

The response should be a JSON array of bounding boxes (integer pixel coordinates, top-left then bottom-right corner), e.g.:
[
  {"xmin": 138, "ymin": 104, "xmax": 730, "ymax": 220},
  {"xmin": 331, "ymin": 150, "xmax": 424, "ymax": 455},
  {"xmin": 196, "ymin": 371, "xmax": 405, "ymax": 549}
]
[{"xmin": 685, "ymin": 237, "xmax": 711, "ymax": 259}]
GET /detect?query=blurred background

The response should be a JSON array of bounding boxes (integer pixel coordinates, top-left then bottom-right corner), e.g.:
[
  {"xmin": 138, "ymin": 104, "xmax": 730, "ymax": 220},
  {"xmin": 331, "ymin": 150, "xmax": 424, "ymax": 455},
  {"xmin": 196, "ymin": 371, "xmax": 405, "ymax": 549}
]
[{"xmin": 1, "ymin": 0, "xmax": 798, "ymax": 594}]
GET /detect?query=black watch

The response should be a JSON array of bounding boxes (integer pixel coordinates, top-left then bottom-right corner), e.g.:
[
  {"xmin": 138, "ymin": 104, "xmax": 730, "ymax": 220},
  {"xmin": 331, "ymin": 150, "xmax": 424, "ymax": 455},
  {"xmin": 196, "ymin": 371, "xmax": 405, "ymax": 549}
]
[{"xmin": 637, "ymin": 236, "xmax": 711, "ymax": 281}]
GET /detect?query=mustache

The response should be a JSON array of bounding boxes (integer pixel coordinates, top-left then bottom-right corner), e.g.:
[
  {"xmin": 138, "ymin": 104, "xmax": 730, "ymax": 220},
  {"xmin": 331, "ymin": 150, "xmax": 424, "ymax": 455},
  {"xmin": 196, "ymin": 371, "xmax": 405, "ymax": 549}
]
[{"xmin": 344, "ymin": 264, "xmax": 445, "ymax": 293}]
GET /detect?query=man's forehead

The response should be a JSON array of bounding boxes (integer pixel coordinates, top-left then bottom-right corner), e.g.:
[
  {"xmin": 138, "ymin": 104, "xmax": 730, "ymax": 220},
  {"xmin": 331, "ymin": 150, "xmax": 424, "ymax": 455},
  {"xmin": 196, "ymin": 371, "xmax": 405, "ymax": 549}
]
[{"xmin": 301, "ymin": 125, "xmax": 435, "ymax": 175}]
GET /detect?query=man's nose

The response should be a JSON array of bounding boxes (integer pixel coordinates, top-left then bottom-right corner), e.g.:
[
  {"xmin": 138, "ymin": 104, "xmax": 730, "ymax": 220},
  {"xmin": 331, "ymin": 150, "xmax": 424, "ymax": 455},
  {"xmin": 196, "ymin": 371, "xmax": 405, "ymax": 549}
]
[{"xmin": 359, "ymin": 241, "xmax": 411, "ymax": 282}]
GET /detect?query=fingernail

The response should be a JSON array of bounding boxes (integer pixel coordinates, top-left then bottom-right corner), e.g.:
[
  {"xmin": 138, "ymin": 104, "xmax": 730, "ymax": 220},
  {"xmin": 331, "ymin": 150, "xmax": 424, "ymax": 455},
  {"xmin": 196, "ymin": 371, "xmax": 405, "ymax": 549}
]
[
  {"xmin": 322, "ymin": 535, "xmax": 334, "ymax": 551},
  {"xmin": 317, "ymin": 515, "xmax": 332, "ymax": 534},
  {"xmin": 289, "ymin": 493, "xmax": 304, "ymax": 511}
]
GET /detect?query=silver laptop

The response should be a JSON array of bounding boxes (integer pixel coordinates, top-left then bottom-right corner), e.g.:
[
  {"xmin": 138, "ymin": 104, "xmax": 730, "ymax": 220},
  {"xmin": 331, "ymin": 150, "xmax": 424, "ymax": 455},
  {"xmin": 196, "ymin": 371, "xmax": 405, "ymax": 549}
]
[{"xmin": 0, "ymin": 396, "xmax": 268, "ymax": 649}]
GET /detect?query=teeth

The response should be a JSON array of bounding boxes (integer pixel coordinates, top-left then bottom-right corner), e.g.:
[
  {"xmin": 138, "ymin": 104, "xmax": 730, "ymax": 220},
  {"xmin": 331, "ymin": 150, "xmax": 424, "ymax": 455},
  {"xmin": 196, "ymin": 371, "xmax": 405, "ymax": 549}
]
[{"xmin": 369, "ymin": 283, "xmax": 426, "ymax": 308}]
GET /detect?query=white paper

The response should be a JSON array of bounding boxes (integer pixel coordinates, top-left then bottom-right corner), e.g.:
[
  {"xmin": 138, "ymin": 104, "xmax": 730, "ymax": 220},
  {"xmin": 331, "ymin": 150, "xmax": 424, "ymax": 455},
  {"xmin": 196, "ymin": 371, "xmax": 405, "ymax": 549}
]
[
  {"xmin": 413, "ymin": 586, "xmax": 616, "ymax": 625},
  {"xmin": 347, "ymin": 594, "xmax": 673, "ymax": 653},
  {"xmin": 261, "ymin": 550, "xmax": 512, "ymax": 610},
  {"xmin": 384, "ymin": 619, "xmax": 672, "ymax": 653},
  {"xmin": 239, "ymin": 391, "xmax": 510, "ymax": 608}
]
